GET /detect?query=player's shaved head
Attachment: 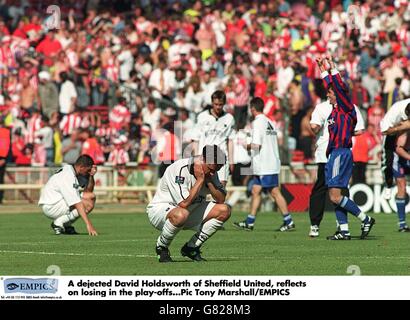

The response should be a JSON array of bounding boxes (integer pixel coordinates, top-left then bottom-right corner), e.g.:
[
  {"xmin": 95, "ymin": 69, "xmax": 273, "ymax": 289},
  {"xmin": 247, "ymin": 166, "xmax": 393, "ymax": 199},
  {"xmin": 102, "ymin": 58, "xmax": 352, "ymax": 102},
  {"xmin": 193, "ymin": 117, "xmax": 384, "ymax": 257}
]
[{"xmin": 75, "ymin": 155, "xmax": 94, "ymax": 168}]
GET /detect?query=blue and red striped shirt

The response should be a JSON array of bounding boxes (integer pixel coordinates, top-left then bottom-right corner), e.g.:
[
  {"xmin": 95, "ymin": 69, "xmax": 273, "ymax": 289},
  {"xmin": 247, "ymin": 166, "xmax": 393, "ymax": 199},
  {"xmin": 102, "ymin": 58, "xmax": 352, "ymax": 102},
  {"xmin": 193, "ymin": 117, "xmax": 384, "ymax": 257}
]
[{"xmin": 321, "ymin": 69, "xmax": 357, "ymax": 157}]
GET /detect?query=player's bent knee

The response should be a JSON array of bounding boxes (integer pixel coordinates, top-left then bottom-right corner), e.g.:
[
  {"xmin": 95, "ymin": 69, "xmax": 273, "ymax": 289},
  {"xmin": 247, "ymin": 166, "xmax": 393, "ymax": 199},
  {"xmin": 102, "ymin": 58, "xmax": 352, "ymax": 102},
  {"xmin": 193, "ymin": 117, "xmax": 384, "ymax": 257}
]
[
  {"xmin": 215, "ymin": 204, "xmax": 231, "ymax": 221},
  {"xmin": 168, "ymin": 208, "xmax": 189, "ymax": 226}
]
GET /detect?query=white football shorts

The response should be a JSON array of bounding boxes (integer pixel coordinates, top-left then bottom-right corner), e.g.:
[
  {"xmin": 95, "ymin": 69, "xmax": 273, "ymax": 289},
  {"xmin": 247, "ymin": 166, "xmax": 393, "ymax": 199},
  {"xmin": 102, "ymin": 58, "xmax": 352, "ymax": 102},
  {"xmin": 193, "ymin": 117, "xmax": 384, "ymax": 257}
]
[{"xmin": 147, "ymin": 201, "xmax": 216, "ymax": 231}]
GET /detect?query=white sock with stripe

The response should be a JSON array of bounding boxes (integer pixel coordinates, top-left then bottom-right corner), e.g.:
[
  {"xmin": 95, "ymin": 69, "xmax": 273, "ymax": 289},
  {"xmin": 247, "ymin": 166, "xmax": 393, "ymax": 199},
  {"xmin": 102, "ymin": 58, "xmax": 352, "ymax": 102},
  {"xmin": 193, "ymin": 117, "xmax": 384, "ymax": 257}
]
[
  {"xmin": 187, "ymin": 218, "xmax": 224, "ymax": 248},
  {"xmin": 156, "ymin": 219, "xmax": 181, "ymax": 248}
]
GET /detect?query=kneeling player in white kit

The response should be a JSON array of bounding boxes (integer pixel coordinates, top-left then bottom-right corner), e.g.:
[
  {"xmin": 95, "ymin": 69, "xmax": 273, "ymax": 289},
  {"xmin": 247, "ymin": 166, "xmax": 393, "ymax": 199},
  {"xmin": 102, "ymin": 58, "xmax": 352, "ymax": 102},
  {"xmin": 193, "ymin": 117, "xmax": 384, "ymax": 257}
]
[
  {"xmin": 147, "ymin": 145, "xmax": 231, "ymax": 262},
  {"xmin": 38, "ymin": 155, "xmax": 98, "ymax": 236}
]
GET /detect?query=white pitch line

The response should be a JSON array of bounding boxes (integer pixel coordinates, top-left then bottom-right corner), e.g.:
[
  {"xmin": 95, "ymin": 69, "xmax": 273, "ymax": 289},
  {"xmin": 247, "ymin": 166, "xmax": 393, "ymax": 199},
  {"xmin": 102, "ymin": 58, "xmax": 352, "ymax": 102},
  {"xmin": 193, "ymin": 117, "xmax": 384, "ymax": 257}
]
[
  {"xmin": 0, "ymin": 239, "xmax": 153, "ymax": 245},
  {"xmin": 0, "ymin": 250, "xmax": 153, "ymax": 258},
  {"xmin": 0, "ymin": 249, "xmax": 241, "ymax": 260},
  {"xmin": 0, "ymin": 249, "xmax": 408, "ymax": 261}
]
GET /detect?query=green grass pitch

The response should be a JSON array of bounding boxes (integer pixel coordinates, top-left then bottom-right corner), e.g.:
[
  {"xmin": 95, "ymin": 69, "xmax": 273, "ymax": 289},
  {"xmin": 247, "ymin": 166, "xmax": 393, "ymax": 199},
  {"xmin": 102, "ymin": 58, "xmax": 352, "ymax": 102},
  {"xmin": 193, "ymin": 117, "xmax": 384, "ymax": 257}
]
[{"xmin": 0, "ymin": 211, "xmax": 410, "ymax": 275}]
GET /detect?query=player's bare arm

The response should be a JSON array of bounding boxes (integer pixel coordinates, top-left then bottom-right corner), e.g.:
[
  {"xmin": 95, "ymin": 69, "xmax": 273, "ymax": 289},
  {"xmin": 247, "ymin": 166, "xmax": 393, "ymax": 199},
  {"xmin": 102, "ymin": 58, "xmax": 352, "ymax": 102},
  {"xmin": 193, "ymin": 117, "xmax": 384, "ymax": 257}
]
[
  {"xmin": 178, "ymin": 160, "xmax": 205, "ymax": 209},
  {"xmin": 84, "ymin": 165, "xmax": 97, "ymax": 192},
  {"xmin": 228, "ymin": 138, "xmax": 234, "ymax": 174},
  {"xmin": 206, "ymin": 179, "xmax": 226, "ymax": 204},
  {"xmin": 395, "ymin": 133, "xmax": 410, "ymax": 160},
  {"xmin": 383, "ymin": 120, "xmax": 410, "ymax": 136},
  {"xmin": 73, "ymin": 201, "xmax": 98, "ymax": 236}
]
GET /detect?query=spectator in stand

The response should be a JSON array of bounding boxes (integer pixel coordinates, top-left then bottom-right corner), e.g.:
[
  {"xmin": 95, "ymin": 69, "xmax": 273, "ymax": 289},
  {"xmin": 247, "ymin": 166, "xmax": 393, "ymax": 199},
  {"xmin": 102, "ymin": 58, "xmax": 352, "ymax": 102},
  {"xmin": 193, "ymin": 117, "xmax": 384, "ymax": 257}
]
[
  {"xmin": 276, "ymin": 58, "xmax": 294, "ymax": 98},
  {"xmin": 34, "ymin": 115, "xmax": 54, "ymax": 167},
  {"xmin": 19, "ymin": 76, "xmax": 37, "ymax": 118},
  {"xmin": 80, "ymin": 129, "xmax": 105, "ymax": 165},
  {"xmin": 61, "ymin": 129, "xmax": 82, "ymax": 165},
  {"xmin": 400, "ymin": 70, "xmax": 410, "ymax": 98},
  {"xmin": 148, "ymin": 57, "xmax": 175, "ymax": 99},
  {"xmin": 231, "ymin": 68, "xmax": 249, "ymax": 129},
  {"xmin": 109, "ymin": 97, "xmax": 131, "ymax": 131},
  {"xmin": 184, "ymin": 75, "xmax": 206, "ymax": 116},
  {"xmin": 155, "ymin": 122, "xmax": 181, "ymax": 178},
  {"xmin": 36, "ymin": 31, "xmax": 63, "ymax": 67},
  {"xmin": 367, "ymin": 96, "xmax": 385, "ymax": 138},
  {"xmin": 350, "ymin": 78, "xmax": 370, "ymax": 111},
  {"xmin": 108, "ymin": 135, "xmax": 130, "ymax": 176},
  {"xmin": 38, "ymin": 71, "xmax": 59, "ymax": 119},
  {"xmin": 59, "ymin": 72, "xmax": 77, "ymax": 115},
  {"xmin": 362, "ymin": 67, "xmax": 381, "ymax": 104},
  {"xmin": 382, "ymin": 56, "xmax": 404, "ymax": 106},
  {"xmin": 141, "ymin": 97, "xmax": 161, "ymax": 132}
]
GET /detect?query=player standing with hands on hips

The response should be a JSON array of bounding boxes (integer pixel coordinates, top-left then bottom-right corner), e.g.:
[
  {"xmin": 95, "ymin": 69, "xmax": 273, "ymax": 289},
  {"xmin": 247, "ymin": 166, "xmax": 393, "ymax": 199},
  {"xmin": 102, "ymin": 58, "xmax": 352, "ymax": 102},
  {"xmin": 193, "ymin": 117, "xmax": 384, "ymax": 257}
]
[
  {"xmin": 317, "ymin": 54, "xmax": 375, "ymax": 240},
  {"xmin": 38, "ymin": 155, "xmax": 98, "ymax": 236}
]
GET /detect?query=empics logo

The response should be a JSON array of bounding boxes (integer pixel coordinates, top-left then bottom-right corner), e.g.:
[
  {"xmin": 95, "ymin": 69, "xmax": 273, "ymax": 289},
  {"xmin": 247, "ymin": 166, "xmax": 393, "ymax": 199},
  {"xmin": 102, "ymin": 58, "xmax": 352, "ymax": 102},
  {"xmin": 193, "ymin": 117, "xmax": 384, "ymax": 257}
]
[{"xmin": 3, "ymin": 278, "xmax": 58, "ymax": 294}]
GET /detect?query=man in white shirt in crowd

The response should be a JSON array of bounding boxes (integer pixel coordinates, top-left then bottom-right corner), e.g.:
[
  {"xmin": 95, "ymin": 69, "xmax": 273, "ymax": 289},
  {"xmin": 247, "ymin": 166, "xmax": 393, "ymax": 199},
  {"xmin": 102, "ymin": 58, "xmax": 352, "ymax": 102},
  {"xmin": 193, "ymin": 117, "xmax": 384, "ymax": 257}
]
[
  {"xmin": 308, "ymin": 99, "xmax": 365, "ymax": 237},
  {"xmin": 34, "ymin": 115, "xmax": 54, "ymax": 166},
  {"xmin": 38, "ymin": 155, "xmax": 98, "ymax": 236},
  {"xmin": 379, "ymin": 98, "xmax": 410, "ymax": 199},
  {"xmin": 192, "ymin": 90, "xmax": 235, "ymax": 186},
  {"xmin": 147, "ymin": 145, "xmax": 230, "ymax": 262},
  {"xmin": 148, "ymin": 58, "xmax": 175, "ymax": 99},
  {"xmin": 141, "ymin": 97, "xmax": 161, "ymax": 131},
  {"xmin": 233, "ymin": 97, "xmax": 294, "ymax": 232},
  {"xmin": 59, "ymin": 72, "xmax": 77, "ymax": 115}
]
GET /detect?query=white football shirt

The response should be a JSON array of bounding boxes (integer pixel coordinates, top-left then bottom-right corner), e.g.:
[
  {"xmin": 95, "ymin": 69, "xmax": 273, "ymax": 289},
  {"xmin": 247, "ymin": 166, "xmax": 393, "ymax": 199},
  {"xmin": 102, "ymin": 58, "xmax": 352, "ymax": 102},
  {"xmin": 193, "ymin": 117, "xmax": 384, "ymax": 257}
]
[
  {"xmin": 38, "ymin": 165, "xmax": 82, "ymax": 206},
  {"xmin": 149, "ymin": 158, "xmax": 224, "ymax": 206},
  {"xmin": 192, "ymin": 109, "xmax": 235, "ymax": 155},
  {"xmin": 310, "ymin": 101, "xmax": 365, "ymax": 163},
  {"xmin": 251, "ymin": 114, "xmax": 281, "ymax": 175},
  {"xmin": 380, "ymin": 98, "xmax": 410, "ymax": 132}
]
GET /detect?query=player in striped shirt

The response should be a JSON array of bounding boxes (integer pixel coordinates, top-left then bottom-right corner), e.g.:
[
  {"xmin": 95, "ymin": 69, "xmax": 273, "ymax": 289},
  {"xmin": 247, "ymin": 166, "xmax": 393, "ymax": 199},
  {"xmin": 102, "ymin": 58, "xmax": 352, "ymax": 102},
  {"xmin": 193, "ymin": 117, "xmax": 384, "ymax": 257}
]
[{"xmin": 317, "ymin": 55, "xmax": 375, "ymax": 240}]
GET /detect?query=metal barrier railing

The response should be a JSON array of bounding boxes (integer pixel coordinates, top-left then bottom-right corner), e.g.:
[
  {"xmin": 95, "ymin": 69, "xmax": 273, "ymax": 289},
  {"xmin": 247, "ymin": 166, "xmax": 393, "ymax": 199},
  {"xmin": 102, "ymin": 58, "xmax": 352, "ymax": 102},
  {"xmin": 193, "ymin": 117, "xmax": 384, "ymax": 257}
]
[{"xmin": 0, "ymin": 164, "xmax": 383, "ymax": 203}]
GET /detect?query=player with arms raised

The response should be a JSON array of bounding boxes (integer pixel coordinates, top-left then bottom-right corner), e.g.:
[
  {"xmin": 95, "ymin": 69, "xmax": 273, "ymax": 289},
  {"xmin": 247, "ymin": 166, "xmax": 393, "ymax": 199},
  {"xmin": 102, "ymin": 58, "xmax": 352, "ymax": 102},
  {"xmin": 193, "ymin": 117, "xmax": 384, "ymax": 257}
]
[{"xmin": 317, "ymin": 54, "xmax": 375, "ymax": 240}]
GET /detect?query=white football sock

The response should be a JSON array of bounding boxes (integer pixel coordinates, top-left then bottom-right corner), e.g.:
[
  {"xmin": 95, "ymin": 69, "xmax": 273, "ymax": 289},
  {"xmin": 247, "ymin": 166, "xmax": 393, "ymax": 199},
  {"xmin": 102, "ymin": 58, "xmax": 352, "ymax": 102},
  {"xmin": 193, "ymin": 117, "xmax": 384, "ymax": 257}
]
[
  {"xmin": 54, "ymin": 209, "xmax": 79, "ymax": 227},
  {"xmin": 187, "ymin": 218, "xmax": 223, "ymax": 248},
  {"xmin": 156, "ymin": 219, "xmax": 181, "ymax": 248}
]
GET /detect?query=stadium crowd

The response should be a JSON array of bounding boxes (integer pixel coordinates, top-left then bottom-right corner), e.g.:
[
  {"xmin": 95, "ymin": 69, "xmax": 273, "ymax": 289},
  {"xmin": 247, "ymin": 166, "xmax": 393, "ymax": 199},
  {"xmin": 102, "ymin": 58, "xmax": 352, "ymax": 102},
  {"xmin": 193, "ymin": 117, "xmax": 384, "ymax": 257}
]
[{"xmin": 0, "ymin": 0, "xmax": 410, "ymax": 176}]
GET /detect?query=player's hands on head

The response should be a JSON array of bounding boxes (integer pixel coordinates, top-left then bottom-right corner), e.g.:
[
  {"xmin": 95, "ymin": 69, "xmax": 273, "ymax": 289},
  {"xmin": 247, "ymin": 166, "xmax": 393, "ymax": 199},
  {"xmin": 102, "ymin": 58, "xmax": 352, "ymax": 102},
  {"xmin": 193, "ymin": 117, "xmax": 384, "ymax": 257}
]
[{"xmin": 193, "ymin": 160, "xmax": 205, "ymax": 181}]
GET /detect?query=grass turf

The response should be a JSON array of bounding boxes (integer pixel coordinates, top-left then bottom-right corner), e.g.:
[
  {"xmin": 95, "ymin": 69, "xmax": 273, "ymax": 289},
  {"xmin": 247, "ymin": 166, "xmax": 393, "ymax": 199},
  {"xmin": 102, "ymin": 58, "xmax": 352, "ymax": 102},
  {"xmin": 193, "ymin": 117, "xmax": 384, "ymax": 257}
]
[{"xmin": 0, "ymin": 211, "xmax": 409, "ymax": 275}]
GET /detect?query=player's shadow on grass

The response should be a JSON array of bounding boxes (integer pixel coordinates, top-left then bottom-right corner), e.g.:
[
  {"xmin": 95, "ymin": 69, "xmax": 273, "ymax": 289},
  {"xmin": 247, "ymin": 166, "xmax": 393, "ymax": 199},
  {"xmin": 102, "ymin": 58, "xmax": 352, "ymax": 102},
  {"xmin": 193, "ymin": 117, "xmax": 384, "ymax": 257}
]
[
  {"xmin": 171, "ymin": 258, "xmax": 240, "ymax": 263},
  {"xmin": 350, "ymin": 235, "xmax": 382, "ymax": 240}
]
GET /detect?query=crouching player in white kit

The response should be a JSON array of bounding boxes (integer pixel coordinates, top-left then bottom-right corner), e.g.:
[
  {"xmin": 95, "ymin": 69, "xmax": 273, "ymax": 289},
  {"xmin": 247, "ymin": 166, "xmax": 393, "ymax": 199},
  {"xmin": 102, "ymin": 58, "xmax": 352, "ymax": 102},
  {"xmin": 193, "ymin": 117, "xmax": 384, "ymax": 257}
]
[
  {"xmin": 38, "ymin": 155, "xmax": 98, "ymax": 236},
  {"xmin": 147, "ymin": 145, "xmax": 231, "ymax": 262}
]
